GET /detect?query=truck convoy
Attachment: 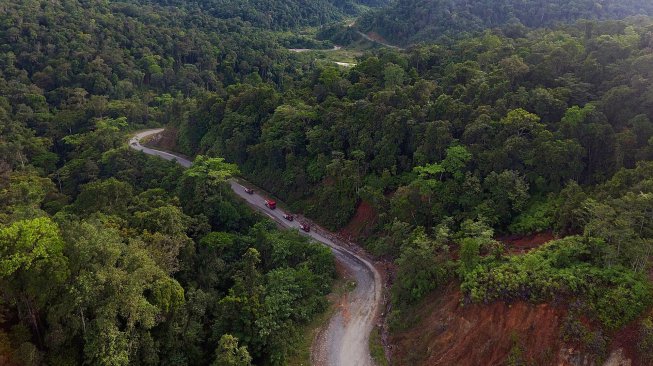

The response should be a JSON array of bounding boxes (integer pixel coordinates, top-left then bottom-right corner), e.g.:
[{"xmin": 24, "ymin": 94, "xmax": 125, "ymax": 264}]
[{"xmin": 262, "ymin": 198, "xmax": 308, "ymax": 232}]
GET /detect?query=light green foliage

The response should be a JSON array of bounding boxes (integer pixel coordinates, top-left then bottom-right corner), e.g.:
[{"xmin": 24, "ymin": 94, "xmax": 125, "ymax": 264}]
[
  {"xmin": 461, "ymin": 236, "xmax": 652, "ymax": 329},
  {"xmin": 212, "ymin": 334, "xmax": 252, "ymax": 366},
  {"xmin": 414, "ymin": 163, "xmax": 445, "ymax": 180},
  {"xmin": 186, "ymin": 156, "xmax": 239, "ymax": 187},
  {"xmin": 62, "ymin": 118, "xmax": 128, "ymax": 159},
  {"xmin": 441, "ymin": 145, "xmax": 472, "ymax": 180},
  {"xmin": 0, "ymin": 1, "xmax": 345, "ymax": 364},
  {"xmin": 509, "ymin": 199, "xmax": 556, "ymax": 234},
  {"xmin": 413, "ymin": 145, "xmax": 471, "ymax": 182},
  {"xmin": 178, "ymin": 155, "xmax": 249, "ymax": 230},
  {"xmin": 370, "ymin": 219, "xmax": 413, "ymax": 257},
  {"xmin": 456, "ymin": 218, "xmax": 502, "ymax": 275},
  {"xmin": 52, "ymin": 221, "xmax": 185, "ymax": 365},
  {"xmin": 582, "ymin": 190, "xmax": 653, "ymax": 272},
  {"xmin": 134, "ymin": 205, "xmax": 189, "ymax": 237},
  {"xmin": 0, "ymin": 217, "xmax": 63, "ymax": 277},
  {"xmin": 186, "ymin": 21, "xmax": 653, "ymax": 241},
  {"xmin": 212, "ymin": 226, "xmax": 335, "ymax": 363},
  {"xmin": 152, "ymin": 277, "xmax": 186, "ymax": 314},
  {"xmin": 0, "ymin": 171, "xmax": 55, "ymax": 222},
  {"xmin": 384, "ymin": 63, "xmax": 406, "ymax": 88},
  {"xmin": 553, "ymin": 181, "xmax": 588, "ymax": 234}
]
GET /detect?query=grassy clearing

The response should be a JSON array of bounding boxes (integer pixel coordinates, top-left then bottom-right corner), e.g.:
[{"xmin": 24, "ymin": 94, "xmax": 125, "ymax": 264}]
[{"xmin": 315, "ymin": 48, "xmax": 363, "ymax": 64}]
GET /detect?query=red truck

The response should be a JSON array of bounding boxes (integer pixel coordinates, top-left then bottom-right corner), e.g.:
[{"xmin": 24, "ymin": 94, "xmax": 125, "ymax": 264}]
[
  {"xmin": 299, "ymin": 222, "xmax": 310, "ymax": 232},
  {"xmin": 264, "ymin": 199, "xmax": 276, "ymax": 210}
]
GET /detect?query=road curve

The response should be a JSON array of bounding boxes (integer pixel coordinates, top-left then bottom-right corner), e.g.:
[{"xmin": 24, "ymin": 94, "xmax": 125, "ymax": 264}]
[{"xmin": 129, "ymin": 129, "xmax": 383, "ymax": 366}]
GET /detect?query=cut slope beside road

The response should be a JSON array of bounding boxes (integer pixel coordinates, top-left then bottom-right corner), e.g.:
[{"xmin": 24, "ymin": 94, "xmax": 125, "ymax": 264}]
[{"xmin": 129, "ymin": 129, "xmax": 384, "ymax": 366}]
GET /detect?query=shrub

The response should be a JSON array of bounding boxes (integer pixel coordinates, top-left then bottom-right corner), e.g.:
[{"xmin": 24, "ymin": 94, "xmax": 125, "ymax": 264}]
[{"xmin": 461, "ymin": 236, "xmax": 652, "ymax": 329}]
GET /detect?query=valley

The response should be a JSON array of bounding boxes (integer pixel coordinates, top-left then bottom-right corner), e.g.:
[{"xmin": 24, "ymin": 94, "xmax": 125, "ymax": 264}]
[
  {"xmin": 131, "ymin": 129, "xmax": 386, "ymax": 366},
  {"xmin": 1, "ymin": 0, "xmax": 653, "ymax": 365}
]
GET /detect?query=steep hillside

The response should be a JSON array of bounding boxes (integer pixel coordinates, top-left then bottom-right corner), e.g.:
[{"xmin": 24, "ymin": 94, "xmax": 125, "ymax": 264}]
[
  {"xmin": 391, "ymin": 284, "xmax": 566, "ymax": 365},
  {"xmin": 140, "ymin": 0, "xmax": 389, "ymax": 29},
  {"xmin": 173, "ymin": 16, "xmax": 653, "ymax": 363},
  {"xmin": 0, "ymin": 1, "xmax": 339, "ymax": 365},
  {"xmin": 391, "ymin": 283, "xmax": 651, "ymax": 366},
  {"xmin": 358, "ymin": 0, "xmax": 653, "ymax": 45}
]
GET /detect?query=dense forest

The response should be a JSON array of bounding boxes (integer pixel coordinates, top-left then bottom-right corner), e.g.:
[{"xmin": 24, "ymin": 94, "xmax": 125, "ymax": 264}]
[
  {"xmin": 356, "ymin": 0, "xmax": 653, "ymax": 45},
  {"xmin": 174, "ymin": 17, "xmax": 653, "ymax": 363},
  {"xmin": 2, "ymin": 0, "xmax": 653, "ymax": 364},
  {"xmin": 0, "ymin": 1, "xmax": 337, "ymax": 365},
  {"xmin": 137, "ymin": 0, "xmax": 387, "ymax": 30}
]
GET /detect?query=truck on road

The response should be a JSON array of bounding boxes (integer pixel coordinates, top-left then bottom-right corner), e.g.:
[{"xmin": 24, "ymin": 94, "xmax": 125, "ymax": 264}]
[{"xmin": 264, "ymin": 199, "xmax": 276, "ymax": 210}]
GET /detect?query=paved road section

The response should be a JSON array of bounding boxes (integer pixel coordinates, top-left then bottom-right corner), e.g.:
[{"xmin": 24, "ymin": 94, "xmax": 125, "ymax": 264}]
[{"xmin": 129, "ymin": 129, "xmax": 382, "ymax": 366}]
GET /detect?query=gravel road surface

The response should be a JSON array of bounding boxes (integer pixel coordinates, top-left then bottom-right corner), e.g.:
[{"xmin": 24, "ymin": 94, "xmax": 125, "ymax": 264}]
[{"xmin": 130, "ymin": 129, "xmax": 383, "ymax": 366}]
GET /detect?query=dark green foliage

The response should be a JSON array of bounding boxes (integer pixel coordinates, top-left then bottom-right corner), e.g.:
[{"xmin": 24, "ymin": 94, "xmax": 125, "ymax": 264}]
[
  {"xmin": 638, "ymin": 317, "xmax": 653, "ymax": 364},
  {"xmin": 392, "ymin": 226, "xmax": 453, "ymax": 308},
  {"xmin": 1, "ymin": 0, "xmax": 652, "ymax": 361},
  {"xmin": 0, "ymin": 2, "xmax": 338, "ymax": 362},
  {"xmin": 560, "ymin": 313, "xmax": 609, "ymax": 362},
  {"xmin": 181, "ymin": 19, "xmax": 653, "ymax": 238},
  {"xmin": 317, "ymin": 24, "xmax": 365, "ymax": 46},
  {"xmin": 1, "ymin": 153, "xmax": 336, "ymax": 366},
  {"xmin": 140, "ymin": 0, "xmax": 386, "ymax": 30},
  {"xmin": 358, "ymin": 0, "xmax": 653, "ymax": 45}
]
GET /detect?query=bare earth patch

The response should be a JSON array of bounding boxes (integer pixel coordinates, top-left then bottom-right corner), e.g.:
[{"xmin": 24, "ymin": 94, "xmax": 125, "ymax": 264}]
[{"xmin": 391, "ymin": 283, "xmax": 566, "ymax": 366}]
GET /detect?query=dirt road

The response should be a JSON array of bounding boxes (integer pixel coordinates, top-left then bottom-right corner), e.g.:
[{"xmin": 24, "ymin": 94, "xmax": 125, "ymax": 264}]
[{"xmin": 130, "ymin": 129, "xmax": 383, "ymax": 366}]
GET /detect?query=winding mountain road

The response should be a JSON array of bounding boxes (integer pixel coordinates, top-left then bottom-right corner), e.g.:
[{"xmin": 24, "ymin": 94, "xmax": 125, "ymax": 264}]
[{"xmin": 129, "ymin": 129, "xmax": 383, "ymax": 366}]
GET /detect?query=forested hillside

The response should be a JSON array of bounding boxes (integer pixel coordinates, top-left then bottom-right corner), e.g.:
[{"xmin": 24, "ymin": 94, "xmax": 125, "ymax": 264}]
[
  {"xmin": 357, "ymin": 0, "xmax": 653, "ymax": 45},
  {"xmin": 179, "ymin": 19, "xmax": 653, "ymax": 234},
  {"xmin": 0, "ymin": 1, "xmax": 335, "ymax": 365},
  {"xmin": 175, "ymin": 17, "xmax": 653, "ymax": 363},
  {"xmin": 138, "ymin": 0, "xmax": 387, "ymax": 30},
  {"xmin": 2, "ymin": 0, "xmax": 653, "ymax": 364}
]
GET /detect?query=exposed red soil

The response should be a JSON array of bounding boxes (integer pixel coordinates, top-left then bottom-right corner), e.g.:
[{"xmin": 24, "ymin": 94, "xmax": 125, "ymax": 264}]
[
  {"xmin": 338, "ymin": 200, "xmax": 378, "ymax": 241},
  {"xmin": 611, "ymin": 318, "xmax": 642, "ymax": 365},
  {"xmin": 610, "ymin": 309, "xmax": 653, "ymax": 366},
  {"xmin": 391, "ymin": 283, "xmax": 567, "ymax": 366},
  {"xmin": 499, "ymin": 231, "xmax": 556, "ymax": 254}
]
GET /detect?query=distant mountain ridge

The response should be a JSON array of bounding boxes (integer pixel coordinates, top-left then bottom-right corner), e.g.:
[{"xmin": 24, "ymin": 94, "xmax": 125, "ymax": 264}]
[
  {"xmin": 140, "ymin": 0, "xmax": 389, "ymax": 29},
  {"xmin": 358, "ymin": 0, "xmax": 653, "ymax": 45}
]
